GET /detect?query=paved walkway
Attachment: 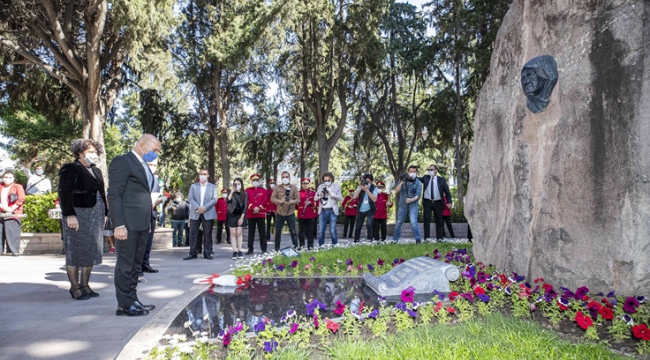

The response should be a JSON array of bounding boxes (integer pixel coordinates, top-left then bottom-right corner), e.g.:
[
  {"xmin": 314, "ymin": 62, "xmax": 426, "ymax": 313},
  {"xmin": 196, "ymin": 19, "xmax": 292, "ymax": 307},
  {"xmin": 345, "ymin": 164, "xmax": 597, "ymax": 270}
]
[{"xmin": 0, "ymin": 235, "xmax": 330, "ymax": 360}]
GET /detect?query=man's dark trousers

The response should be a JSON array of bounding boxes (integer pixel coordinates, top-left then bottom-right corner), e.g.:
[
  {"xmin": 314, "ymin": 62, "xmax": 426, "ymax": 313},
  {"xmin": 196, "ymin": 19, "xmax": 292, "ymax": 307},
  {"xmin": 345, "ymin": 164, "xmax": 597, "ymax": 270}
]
[
  {"xmin": 142, "ymin": 215, "xmax": 155, "ymax": 268},
  {"xmin": 343, "ymin": 215, "xmax": 355, "ymax": 237},
  {"xmin": 265, "ymin": 213, "xmax": 274, "ymax": 242},
  {"xmin": 216, "ymin": 217, "xmax": 230, "ymax": 244},
  {"xmin": 189, "ymin": 214, "xmax": 214, "ymax": 257},
  {"xmin": 354, "ymin": 210, "xmax": 374, "ymax": 242},
  {"xmin": 115, "ymin": 228, "xmax": 149, "ymax": 308},
  {"xmin": 423, "ymin": 199, "xmax": 445, "ymax": 240},
  {"xmin": 248, "ymin": 217, "xmax": 267, "ymax": 252},
  {"xmin": 298, "ymin": 217, "xmax": 315, "ymax": 248},
  {"xmin": 373, "ymin": 218, "xmax": 387, "ymax": 241},
  {"xmin": 275, "ymin": 214, "xmax": 298, "ymax": 251}
]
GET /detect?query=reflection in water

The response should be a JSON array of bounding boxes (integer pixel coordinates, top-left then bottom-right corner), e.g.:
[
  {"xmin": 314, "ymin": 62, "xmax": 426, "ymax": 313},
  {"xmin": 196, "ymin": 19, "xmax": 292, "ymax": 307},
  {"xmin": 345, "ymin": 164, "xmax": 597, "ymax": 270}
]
[{"xmin": 166, "ymin": 277, "xmax": 381, "ymax": 339}]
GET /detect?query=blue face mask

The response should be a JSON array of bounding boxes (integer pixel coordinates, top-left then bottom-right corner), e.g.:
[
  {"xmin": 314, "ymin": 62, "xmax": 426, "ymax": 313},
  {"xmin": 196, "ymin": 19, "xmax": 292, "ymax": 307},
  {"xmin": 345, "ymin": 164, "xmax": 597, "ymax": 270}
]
[{"xmin": 142, "ymin": 143, "xmax": 158, "ymax": 162}]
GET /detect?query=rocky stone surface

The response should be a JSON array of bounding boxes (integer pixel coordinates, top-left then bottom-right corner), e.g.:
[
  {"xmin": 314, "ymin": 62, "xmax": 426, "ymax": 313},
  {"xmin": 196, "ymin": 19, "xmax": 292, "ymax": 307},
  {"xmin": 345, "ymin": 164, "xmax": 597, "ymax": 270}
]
[{"xmin": 466, "ymin": 0, "xmax": 650, "ymax": 295}]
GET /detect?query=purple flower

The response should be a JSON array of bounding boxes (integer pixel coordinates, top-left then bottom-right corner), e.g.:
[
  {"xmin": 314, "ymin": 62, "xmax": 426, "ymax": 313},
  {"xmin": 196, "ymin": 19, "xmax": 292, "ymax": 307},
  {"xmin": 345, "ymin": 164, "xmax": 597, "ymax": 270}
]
[
  {"xmin": 289, "ymin": 323, "xmax": 299, "ymax": 333},
  {"xmin": 368, "ymin": 264, "xmax": 374, "ymax": 271},
  {"xmin": 596, "ymin": 292, "xmax": 604, "ymax": 297},
  {"xmin": 346, "ymin": 258, "xmax": 353, "ymax": 266},
  {"xmin": 468, "ymin": 266, "xmax": 477, "ymax": 278},
  {"xmin": 433, "ymin": 289, "xmax": 445, "ymax": 301},
  {"xmin": 624, "ymin": 314, "xmax": 634, "ymax": 325},
  {"xmin": 477, "ymin": 294, "xmax": 490, "ymax": 302},
  {"xmin": 407, "ymin": 309, "xmax": 417, "ymax": 317},
  {"xmin": 276, "ymin": 265, "xmax": 285, "ymax": 271},
  {"xmin": 477, "ymin": 271, "xmax": 488, "ymax": 283},
  {"xmin": 575, "ymin": 286, "xmax": 589, "ymax": 298},
  {"xmin": 395, "ymin": 303, "xmax": 407, "ymax": 311},
  {"xmin": 393, "ymin": 258, "xmax": 400, "ymax": 265},
  {"xmin": 263, "ymin": 339, "xmax": 278, "ymax": 353},
  {"xmin": 401, "ymin": 286, "xmax": 415, "ymax": 303},
  {"xmin": 558, "ymin": 297, "xmax": 570, "ymax": 307},
  {"xmin": 290, "ymin": 260, "xmax": 298, "ymax": 268},
  {"xmin": 310, "ymin": 257, "xmax": 316, "ymax": 262},
  {"xmin": 607, "ymin": 290, "xmax": 616, "ymax": 298},
  {"xmin": 254, "ymin": 320, "xmax": 265, "ymax": 332},
  {"xmin": 623, "ymin": 297, "xmax": 640, "ymax": 313},
  {"xmin": 637, "ymin": 296, "xmax": 645, "ymax": 304},
  {"xmin": 368, "ymin": 309, "xmax": 380, "ymax": 319},
  {"xmin": 612, "ymin": 299, "xmax": 617, "ymax": 307},
  {"xmin": 505, "ymin": 287, "xmax": 512, "ymax": 295},
  {"xmin": 306, "ymin": 299, "xmax": 326, "ymax": 315},
  {"xmin": 233, "ymin": 322, "xmax": 243, "ymax": 333},
  {"xmin": 560, "ymin": 287, "xmax": 576, "ymax": 299},
  {"xmin": 262, "ymin": 259, "xmax": 267, "ymax": 266},
  {"xmin": 460, "ymin": 293, "xmax": 474, "ymax": 303},
  {"xmin": 377, "ymin": 258, "xmax": 385, "ymax": 266}
]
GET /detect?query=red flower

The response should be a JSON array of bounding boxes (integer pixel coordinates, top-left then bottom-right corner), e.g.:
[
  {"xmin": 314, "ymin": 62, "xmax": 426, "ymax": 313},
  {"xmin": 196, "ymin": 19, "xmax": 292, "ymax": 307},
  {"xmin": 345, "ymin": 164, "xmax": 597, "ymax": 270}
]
[
  {"xmin": 598, "ymin": 307, "xmax": 614, "ymax": 320},
  {"xmin": 326, "ymin": 319, "xmax": 339, "ymax": 333},
  {"xmin": 434, "ymin": 302, "xmax": 443, "ymax": 312},
  {"xmin": 474, "ymin": 287, "xmax": 486, "ymax": 295},
  {"xmin": 449, "ymin": 291, "xmax": 459, "ymax": 301},
  {"xmin": 446, "ymin": 306, "xmax": 456, "ymax": 313},
  {"xmin": 632, "ymin": 324, "xmax": 650, "ymax": 341},
  {"xmin": 359, "ymin": 300, "xmax": 364, "ymax": 313},
  {"xmin": 575, "ymin": 311, "xmax": 593, "ymax": 330}
]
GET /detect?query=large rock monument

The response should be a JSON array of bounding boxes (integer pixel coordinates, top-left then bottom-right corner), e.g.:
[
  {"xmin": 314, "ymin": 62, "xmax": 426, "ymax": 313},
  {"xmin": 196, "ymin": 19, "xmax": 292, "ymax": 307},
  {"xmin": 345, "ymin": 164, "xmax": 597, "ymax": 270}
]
[{"xmin": 466, "ymin": 0, "xmax": 650, "ymax": 295}]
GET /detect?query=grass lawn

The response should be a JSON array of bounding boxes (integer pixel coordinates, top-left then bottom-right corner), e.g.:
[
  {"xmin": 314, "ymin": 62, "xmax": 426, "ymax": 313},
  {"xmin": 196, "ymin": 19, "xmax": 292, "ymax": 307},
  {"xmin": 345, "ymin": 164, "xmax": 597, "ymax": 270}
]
[
  {"xmin": 267, "ymin": 313, "xmax": 624, "ymax": 360},
  {"xmin": 232, "ymin": 241, "xmax": 472, "ymax": 277}
]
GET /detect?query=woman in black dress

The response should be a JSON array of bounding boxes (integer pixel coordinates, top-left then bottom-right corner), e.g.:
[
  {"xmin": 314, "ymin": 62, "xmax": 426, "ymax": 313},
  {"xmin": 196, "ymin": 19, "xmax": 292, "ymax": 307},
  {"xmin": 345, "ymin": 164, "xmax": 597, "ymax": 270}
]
[
  {"xmin": 58, "ymin": 139, "xmax": 108, "ymax": 300},
  {"xmin": 227, "ymin": 178, "xmax": 247, "ymax": 260}
]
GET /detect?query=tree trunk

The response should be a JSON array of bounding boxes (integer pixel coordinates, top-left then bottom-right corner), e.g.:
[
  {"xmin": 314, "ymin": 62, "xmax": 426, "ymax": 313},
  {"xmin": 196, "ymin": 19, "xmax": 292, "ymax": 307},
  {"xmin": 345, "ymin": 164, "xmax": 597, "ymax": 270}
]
[
  {"xmin": 208, "ymin": 134, "xmax": 215, "ymax": 183},
  {"xmin": 454, "ymin": 61, "xmax": 464, "ymax": 207},
  {"xmin": 80, "ymin": 93, "xmax": 108, "ymax": 184},
  {"xmin": 317, "ymin": 133, "xmax": 330, "ymax": 176},
  {"xmin": 219, "ymin": 111, "xmax": 230, "ymax": 187}
]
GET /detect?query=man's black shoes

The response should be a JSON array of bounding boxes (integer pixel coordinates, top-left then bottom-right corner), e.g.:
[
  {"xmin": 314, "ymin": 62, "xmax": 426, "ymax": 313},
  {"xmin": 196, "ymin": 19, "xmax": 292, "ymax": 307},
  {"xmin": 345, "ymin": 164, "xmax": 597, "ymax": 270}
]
[
  {"xmin": 142, "ymin": 265, "xmax": 158, "ymax": 273},
  {"xmin": 116, "ymin": 305, "xmax": 149, "ymax": 316},
  {"xmin": 204, "ymin": 254, "xmax": 214, "ymax": 260},
  {"xmin": 134, "ymin": 300, "xmax": 155, "ymax": 311},
  {"xmin": 183, "ymin": 255, "xmax": 197, "ymax": 260}
]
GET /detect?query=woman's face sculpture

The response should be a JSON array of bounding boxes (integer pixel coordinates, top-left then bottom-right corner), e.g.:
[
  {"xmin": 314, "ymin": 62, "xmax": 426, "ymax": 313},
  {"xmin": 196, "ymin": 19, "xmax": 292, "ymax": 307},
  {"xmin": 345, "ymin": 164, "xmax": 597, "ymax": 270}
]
[{"xmin": 521, "ymin": 55, "xmax": 558, "ymax": 114}]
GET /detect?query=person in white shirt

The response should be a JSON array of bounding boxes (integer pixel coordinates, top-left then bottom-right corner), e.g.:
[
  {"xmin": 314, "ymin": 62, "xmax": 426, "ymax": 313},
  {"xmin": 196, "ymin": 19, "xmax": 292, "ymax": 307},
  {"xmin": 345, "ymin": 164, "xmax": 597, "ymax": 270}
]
[
  {"xmin": 419, "ymin": 164, "xmax": 453, "ymax": 242},
  {"xmin": 313, "ymin": 172, "xmax": 343, "ymax": 246},
  {"xmin": 184, "ymin": 169, "xmax": 218, "ymax": 260},
  {"xmin": 23, "ymin": 162, "xmax": 52, "ymax": 196}
]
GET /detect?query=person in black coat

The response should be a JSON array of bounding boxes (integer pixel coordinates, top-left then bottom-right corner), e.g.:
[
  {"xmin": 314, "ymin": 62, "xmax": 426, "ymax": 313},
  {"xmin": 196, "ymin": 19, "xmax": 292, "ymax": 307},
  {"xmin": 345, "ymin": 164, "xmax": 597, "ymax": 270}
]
[
  {"xmin": 419, "ymin": 164, "xmax": 453, "ymax": 242},
  {"xmin": 107, "ymin": 134, "xmax": 161, "ymax": 317},
  {"xmin": 58, "ymin": 139, "xmax": 108, "ymax": 300}
]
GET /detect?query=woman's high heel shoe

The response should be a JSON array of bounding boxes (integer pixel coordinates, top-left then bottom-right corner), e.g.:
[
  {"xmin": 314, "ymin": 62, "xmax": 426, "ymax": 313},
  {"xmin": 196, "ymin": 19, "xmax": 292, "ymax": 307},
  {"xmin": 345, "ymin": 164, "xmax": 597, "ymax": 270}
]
[
  {"xmin": 69, "ymin": 288, "xmax": 91, "ymax": 300},
  {"xmin": 80, "ymin": 286, "xmax": 99, "ymax": 298}
]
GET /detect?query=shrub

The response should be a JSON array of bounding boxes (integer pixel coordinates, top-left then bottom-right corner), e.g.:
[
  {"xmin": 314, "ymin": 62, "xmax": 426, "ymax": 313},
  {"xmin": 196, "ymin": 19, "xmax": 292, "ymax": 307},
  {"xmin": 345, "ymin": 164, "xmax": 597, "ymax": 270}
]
[
  {"xmin": 450, "ymin": 201, "xmax": 467, "ymax": 223},
  {"xmin": 21, "ymin": 193, "xmax": 60, "ymax": 233}
]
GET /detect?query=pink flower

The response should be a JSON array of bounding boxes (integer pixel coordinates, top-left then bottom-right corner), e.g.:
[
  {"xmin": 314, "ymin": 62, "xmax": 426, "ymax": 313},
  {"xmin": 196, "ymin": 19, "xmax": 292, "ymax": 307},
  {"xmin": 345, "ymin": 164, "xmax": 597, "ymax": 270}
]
[
  {"xmin": 305, "ymin": 264, "xmax": 312, "ymax": 270},
  {"xmin": 334, "ymin": 300, "xmax": 346, "ymax": 315},
  {"xmin": 377, "ymin": 258, "xmax": 385, "ymax": 266},
  {"xmin": 401, "ymin": 286, "xmax": 415, "ymax": 303},
  {"xmin": 358, "ymin": 263, "xmax": 363, "ymax": 270},
  {"xmin": 289, "ymin": 323, "xmax": 299, "ymax": 333},
  {"xmin": 347, "ymin": 265, "xmax": 352, "ymax": 272}
]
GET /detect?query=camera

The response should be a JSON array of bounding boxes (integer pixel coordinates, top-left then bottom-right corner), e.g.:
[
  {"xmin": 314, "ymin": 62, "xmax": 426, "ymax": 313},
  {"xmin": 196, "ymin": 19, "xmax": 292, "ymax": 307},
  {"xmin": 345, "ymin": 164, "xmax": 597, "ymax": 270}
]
[
  {"xmin": 285, "ymin": 188, "xmax": 291, "ymax": 203},
  {"xmin": 399, "ymin": 173, "xmax": 408, "ymax": 181},
  {"xmin": 321, "ymin": 187, "xmax": 329, "ymax": 201}
]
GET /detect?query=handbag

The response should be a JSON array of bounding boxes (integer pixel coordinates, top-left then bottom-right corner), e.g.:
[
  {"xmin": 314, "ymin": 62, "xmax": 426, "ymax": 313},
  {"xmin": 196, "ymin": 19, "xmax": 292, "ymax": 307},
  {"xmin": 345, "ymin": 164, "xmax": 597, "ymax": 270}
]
[{"xmin": 442, "ymin": 196, "xmax": 451, "ymax": 217}]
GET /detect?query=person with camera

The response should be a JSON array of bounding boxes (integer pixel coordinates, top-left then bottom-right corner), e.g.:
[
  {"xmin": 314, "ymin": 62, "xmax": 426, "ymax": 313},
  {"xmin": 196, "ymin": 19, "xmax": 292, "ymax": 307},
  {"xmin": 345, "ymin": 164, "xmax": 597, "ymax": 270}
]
[
  {"xmin": 264, "ymin": 179, "xmax": 276, "ymax": 244},
  {"xmin": 23, "ymin": 157, "xmax": 52, "ymax": 196},
  {"xmin": 297, "ymin": 178, "xmax": 317, "ymax": 250},
  {"xmin": 270, "ymin": 171, "xmax": 300, "ymax": 251},
  {"xmin": 227, "ymin": 178, "xmax": 247, "ymax": 259},
  {"xmin": 342, "ymin": 189, "xmax": 357, "ymax": 238},
  {"xmin": 245, "ymin": 174, "xmax": 268, "ymax": 255},
  {"xmin": 392, "ymin": 165, "xmax": 423, "ymax": 243},
  {"xmin": 372, "ymin": 181, "xmax": 393, "ymax": 241},
  {"xmin": 419, "ymin": 164, "xmax": 453, "ymax": 242},
  {"xmin": 351, "ymin": 174, "xmax": 378, "ymax": 243},
  {"xmin": 314, "ymin": 172, "xmax": 343, "ymax": 246}
]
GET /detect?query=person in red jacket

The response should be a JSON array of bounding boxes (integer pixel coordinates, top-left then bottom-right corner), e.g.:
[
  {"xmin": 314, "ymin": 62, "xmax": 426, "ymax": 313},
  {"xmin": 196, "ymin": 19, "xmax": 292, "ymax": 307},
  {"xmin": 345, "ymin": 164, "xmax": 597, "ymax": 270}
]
[
  {"xmin": 297, "ymin": 178, "xmax": 318, "ymax": 250},
  {"xmin": 245, "ymin": 174, "xmax": 268, "ymax": 255},
  {"xmin": 1, "ymin": 170, "xmax": 25, "ymax": 256},
  {"xmin": 265, "ymin": 179, "xmax": 276, "ymax": 244},
  {"xmin": 215, "ymin": 189, "xmax": 231, "ymax": 244},
  {"xmin": 342, "ymin": 189, "xmax": 358, "ymax": 238},
  {"xmin": 372, "ymin": 181, "xmax": 393, "ymax": 241}
]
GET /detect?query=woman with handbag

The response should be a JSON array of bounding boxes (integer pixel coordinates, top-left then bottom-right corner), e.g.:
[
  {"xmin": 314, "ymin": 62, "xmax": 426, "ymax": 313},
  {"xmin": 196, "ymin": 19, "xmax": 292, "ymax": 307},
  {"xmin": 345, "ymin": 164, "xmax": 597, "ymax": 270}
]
[
  {"xmin": 1, "ymin": 170, "xmax": 26, "ymax": 256},
  {"xmin": 58, "ymin": 139, "xmax": 108, "ymax": 300},
  {"xmin": 227, "ymin": 178, "xmax": 247, "ymax": 260},
  {"xmin": 442, "ymin": 196, "xmax": 456, "ymax": 239}
]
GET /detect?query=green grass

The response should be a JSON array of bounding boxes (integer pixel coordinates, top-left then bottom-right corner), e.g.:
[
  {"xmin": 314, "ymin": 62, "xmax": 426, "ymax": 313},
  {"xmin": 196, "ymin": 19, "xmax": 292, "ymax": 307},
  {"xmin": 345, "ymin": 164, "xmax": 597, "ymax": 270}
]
[
  {"xmin": 232, "ymin": 242, "xmax": 472, "ymax": 277},
  {"xmin": 266, "ymin": 313, "xmax": 624, "ymax": 360}
]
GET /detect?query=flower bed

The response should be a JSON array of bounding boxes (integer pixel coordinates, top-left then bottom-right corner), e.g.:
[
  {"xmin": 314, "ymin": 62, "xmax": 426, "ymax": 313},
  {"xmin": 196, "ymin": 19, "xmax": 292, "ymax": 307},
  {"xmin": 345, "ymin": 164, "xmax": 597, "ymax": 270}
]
[{"xmin": 149, "ymin": 242, "xmax": 649, "ymax": 359}]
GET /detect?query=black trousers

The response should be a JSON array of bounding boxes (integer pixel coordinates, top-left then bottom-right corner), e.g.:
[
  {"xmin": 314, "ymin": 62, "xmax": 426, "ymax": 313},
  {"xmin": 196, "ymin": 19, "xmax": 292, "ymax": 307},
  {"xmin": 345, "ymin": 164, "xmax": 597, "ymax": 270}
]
[
  {"xmin": 216, "ymin": 219, "xmax": 231, "ymax": 244},
  {"xmin": 442, "ymin": 216, "xmax": 455, "ymax": 238},
  {"xmin": 423, "ymin": 199, "xmax": 445, "ymax": 240},
  {"xmin": 354, "ymin": 210, "xmax": 374, "ymax": 241},
  {"xmin": 247, "ymin": 217, "xmax": 267, "ymax": 252},
  {"xmin": 184, "ymin": 222, "xmax": 190, "ymax": 246},
  {"xmin": 343, "ymin": 215, "xmax": 356, "ymax": 237},
  {"xmin": 373, "ymin": 218, "xmax": 387, "ymax": 241},
  {"xmin": 265, "ymin": 213, "xmax": 275, "ymax": 242},
  {"xmin": 275, "ymin": 213, "xmax": 298, "ymax": 251},
  {"xmin": 298, "ymin": 217, "xmax": 315, "ymax": 249},
  {"xmin": 189, "ymin": 215, "xmax": 214, "ymax": 257},
  {"xmin": 0, "ymin": 218, "xmax": 21, "ymax": 254},
  {"xmin": 114, "ymin": 228, "xmax": 149, "ymax": 308},
  {"xmin": 142, "ymin": 216, "xmax": 155, "ymax": 268}
]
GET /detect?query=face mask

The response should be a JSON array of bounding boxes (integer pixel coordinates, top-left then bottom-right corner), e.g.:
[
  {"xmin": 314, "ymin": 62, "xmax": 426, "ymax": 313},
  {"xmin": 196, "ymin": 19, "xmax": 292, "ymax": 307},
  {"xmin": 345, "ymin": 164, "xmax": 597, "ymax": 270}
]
[
  {"xmin": 236, "ymin": 184, "xmax": 242, "ymax": 191},
  {"xmin": 84, "ymin": 152, "xmax": 99, "ymax": 165},
  {"xmin": 199, "ymin": 175, "xmax": 208, "ymax": 183},
  {"xmin": 3, "ymin": 177, "xmax": 14, "ymax": 185},
  {"xmin": 175, "ymin": 197, "xmax": 182, "ymax": 202},
  {"xmin": 429, "ymin": 171, "xmax": 436, "ymax": 176},
  {"xmin": 325, "ymin": 181, "xmax": 332, "ymax": 186},
  {"xmin": 142, "ymin": 143, "xmax": 158, "ymax": 162},
  {"xmin": 252, "ymin": 181, "xmax": 260, "ymax": 187},
  {"xmin": 378, "ymin": 189, "xmax": 383, "ymax": 194},
  {"xmin": 282, "ymin": 178, "xmax": 290, "ymax": 185},
  {"xmin": 222, "ymin": 194, "xmax": 228, "ymax": 198},
  {"xmin": 409, "ymin": 173, "xmax": 416, "ymax": 179},
  {"xmin": 270, "ymin": 184, "xmax": 275, "ymax": 189},
  {"xmin": 35, "ymin": 169, "xmax": 44, "ymax": 176}
]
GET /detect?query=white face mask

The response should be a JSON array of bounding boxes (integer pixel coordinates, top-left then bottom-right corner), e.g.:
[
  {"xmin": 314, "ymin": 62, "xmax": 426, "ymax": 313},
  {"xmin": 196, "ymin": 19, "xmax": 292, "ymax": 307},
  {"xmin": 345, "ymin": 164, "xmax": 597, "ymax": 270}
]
[
  {"xmin": 175, "ymin": 197, "xmax": 182, "ymax": 202},
  {"xmin": 35, "ymin": 169, "xmax": 44, "ymax": 176},
  {"xmin": 270, "ymin": 184, "xmax": 275, "ymax": 188},
  {"xmin": 84, "ymin": 152, "xmax": 98, "ymax": 165},
  {"xmin": 325, "ymin": 181, "xmax": 332, "ymax": 186},
  {"xmin": 282, "ymin": 178, "xmax": 290, "ymax": 185},
  {"xmin": 236, "ymin": 184, "xmax": 242, "ymax": 191},
  {"xmin": 3, "ymin": 176, "xmax": 14, "ymax": 185},
  {"xmin": 429, "ymin": 171, "xmax": 436, "ymax": 176},
  {"xmin": 199, "ymin": 175, "xmax": 208, "ymax": 183},
  {"xmin": 222, "ymin": 193, "xmax": 228, "ymax": 198},
  {"xmin": 378, "ymin": 189, "xmax": 383, "ymax": 194},
  {"xmin": 252, "ymin": 181, "xmax": 260, "ymax": 187},
  {"xmin": 408, "ymin": 173, "xmax": 416, "ymax": 179}
]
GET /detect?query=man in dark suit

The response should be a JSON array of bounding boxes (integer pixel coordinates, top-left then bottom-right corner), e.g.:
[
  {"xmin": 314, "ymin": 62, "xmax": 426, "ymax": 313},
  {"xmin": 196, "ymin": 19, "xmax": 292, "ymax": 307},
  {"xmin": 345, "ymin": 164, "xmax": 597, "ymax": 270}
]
[
  {"xmin": 419, "ymin": 164, "xmax": 453, "ymax": 242},
  {"xmin": 108, "ymin": 134, "xmax": 161, "ymax": 316}
]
